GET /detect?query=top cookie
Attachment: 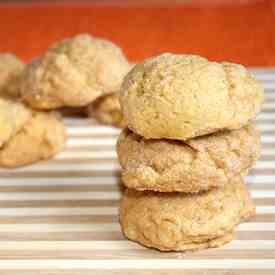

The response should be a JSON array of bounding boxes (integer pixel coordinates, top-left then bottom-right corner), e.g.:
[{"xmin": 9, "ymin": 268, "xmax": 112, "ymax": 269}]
[
  {"xmin": 0, "ymin": 54, "xmax": 24, "ymax": 98},
  {"xmin": 21, "ymin": 34, "xmax": 130, "ymax": 109},
  {"xmin": 120, "ymin": 53, "xmax": 264, "ymax": 140}
]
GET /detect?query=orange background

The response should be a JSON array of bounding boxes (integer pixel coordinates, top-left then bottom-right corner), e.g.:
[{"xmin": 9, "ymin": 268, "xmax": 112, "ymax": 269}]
[{"xmin": 0, "ymin": 0, "xmax": 274, "ymax": 66}]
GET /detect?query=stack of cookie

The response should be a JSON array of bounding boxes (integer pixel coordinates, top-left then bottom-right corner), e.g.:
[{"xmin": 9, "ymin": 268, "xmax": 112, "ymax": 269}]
[
  {"xmin": 0, "ymin": 33, "xmax": 131, "ymax": 168},
  {"xmin": 117, "ymin": 53, "xmax": 264, "ymax": 251},
  {"xmin": 0, "ymin": 54, "xmax": 66, "ymax": 168},
  {"xmin": 18, "ymin": 33, "xmax": 131, "ymax": 128}
]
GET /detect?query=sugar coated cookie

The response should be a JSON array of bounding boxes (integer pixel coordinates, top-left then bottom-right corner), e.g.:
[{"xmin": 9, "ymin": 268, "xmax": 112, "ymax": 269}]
[
  {"xmin": 120, "ymin": 53, "xmax": 264, "ymax": 140},
  {"xmin": 87, "ymin": 93, "xmax": 125, "ymax": 128},
  {"xmin": 0, "ymin": 111, "xmax": 66, "ymax": 167},
  {"xmin": 0, "ymin": 97, "xmax": 31, "ymax": 147},
  {"xmin": 120, "ymin": 177, "xmax": 255, "ymax": 251},
  {"xmin": 21, "ymin": 34, "xmax": 130, "ymax": 109},
  {"xmin": 0, "ymin": 54, "xmax": 24, "ymax": 97},
  {"xmin": 117, "ymin": 124, "xmax": 260, "ymax": 192}
]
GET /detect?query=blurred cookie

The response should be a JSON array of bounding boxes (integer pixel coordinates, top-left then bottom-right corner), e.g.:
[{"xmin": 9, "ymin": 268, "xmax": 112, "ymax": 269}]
[
  {"xmin": 0, "ymin": 54, "xmax": 24, "ymax": 97},
  {"xmin": 120, "ymin": 53, "xmax": 264, "ymax": 140},
  {"xmin": 21, "ymin": 34, "xmax": 130, "ymax": 109},
  {"xmin": 117, "ymin": 124, "xmax": 260, "ymax": 193},
  {"xmin": 119, "ymin": 177, "xmax": 255, "ymax": 251},
  {"xmin": 0, "ymin": 97, "xmax": 31, "ymax": 147},
  {"xmin": 0, "ymin": 111, "xmax": 66, "ymax": 168},
  {"xmin": 87, "ymin": 93, "xmax": 125, "ymax": 128}
]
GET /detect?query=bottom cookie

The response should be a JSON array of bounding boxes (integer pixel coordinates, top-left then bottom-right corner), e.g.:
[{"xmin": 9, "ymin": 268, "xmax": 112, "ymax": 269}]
[
  {"xmin": 119, "ymin": 177, "xmax": 255, "ymax": 251},
  {"xmin": 0, "ymin": 111, "xmax": 66, "ymax": 168}
]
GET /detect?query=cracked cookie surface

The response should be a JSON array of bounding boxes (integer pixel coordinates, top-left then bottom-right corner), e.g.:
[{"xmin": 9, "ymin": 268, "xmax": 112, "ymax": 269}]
[
  {"xmin": 87, "ymin": 92, "xmax": 125, "ymax": 128},
  {"xmin": 21, "ymin": 34, "xmax": 130, "ymax": 109},
  {"xmin": 120, "ymin": 53, "xmax": 264, "ymax": 140},
  {"xmin": 119, "ymin": 177, "xmax": 255, "ymax": 251},
  {"xmin": 0, "ymin": 111, "xmax": 66, "ymax": 168},
  {"xmin": 117, "ymin": 124, "xmax": 260, "ymax": 193},
  {"xmin": 0, "ymin": 54, "xmax": 24, "ymax": 97}
]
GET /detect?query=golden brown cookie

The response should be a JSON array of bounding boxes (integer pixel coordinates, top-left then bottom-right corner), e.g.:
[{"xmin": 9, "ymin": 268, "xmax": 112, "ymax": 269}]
[
  {"xmin": 117, "ymin": 124, "xmax": 260, "ymax": 193},
  {"xmin": 0, "ymin": 111, "xmax": 66, "ymax": 168},
  {"xmin": 0, "ymin": 54, "xmax": 24, "ymax": 97},
  {"xmin": 21, "ymin": 34, "xmax": 131, "ymax": 109},
  {"xmin": 120, "ymin": 53, "xmax": 264, "ymax": 140},
  {"xmin": 119, "ymin": 177, "xmax": 255, "ymax": 251},
  {"xmin": 0, "ymin": 97, "xmax": 31, "ymax": 148},
  {"xmin": 87, "ymin": 93, "xmax": 125, "ymax": 128}
]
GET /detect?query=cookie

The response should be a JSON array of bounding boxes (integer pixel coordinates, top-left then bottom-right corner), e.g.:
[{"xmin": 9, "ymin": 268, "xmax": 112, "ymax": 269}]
[
  {"xmin": 117, "ymin": 124, "xmax": 260, "ymax": 193},
  {"xmin": 87, "ymin": 93, "xmax": 125, "ymax": 128},
  {"xmin": 0, "ymin": 111, "xmax": 66, "ymax": 168},
  {"xmin": 0, "ymin": 97, "xmax": 31, "ymax": 148},
  {"xmin": 119, "ymin": 177, "xmax": 255, "ymax": 251},
  {"xmin": 0, "ymin": 54, "xmax": 24, "ymax": 97},
  {"xmin": 120, "ymin": 53, "xmax": 264, "ymax": 140},
  {"xmin": 21, "ymin": 34, "xmax": 130, "ymax": 109}
]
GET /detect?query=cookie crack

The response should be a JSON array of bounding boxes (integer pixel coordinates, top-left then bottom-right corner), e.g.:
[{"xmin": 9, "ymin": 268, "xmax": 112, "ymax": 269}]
[{"xmin": 204, "ymin": 147, "xmax": 228, "ymax": 179}]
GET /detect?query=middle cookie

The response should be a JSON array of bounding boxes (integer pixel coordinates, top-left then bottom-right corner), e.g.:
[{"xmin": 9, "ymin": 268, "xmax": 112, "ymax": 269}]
[{"xmin": 117, "ymin": 123, "xmax": 260, "ymax": 193}]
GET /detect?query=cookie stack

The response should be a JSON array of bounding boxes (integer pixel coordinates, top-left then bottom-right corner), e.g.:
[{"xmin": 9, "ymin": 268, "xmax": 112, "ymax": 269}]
[
  {"xmin": 0, "ymin": 34, "xmax": 131, "ymax": 167},
  {"xmin": 117, "ymin": 53, "xmax": 264, "ymax": 251},
  {"xmin": 0, "ymin": 54, "xmax": 66, "ymax": 168},
  {"xmin": 19, "ymin": 33, "xmax": 131, "ymax": 128}
]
